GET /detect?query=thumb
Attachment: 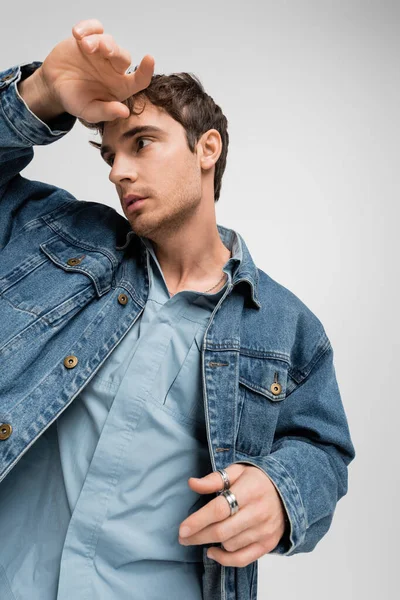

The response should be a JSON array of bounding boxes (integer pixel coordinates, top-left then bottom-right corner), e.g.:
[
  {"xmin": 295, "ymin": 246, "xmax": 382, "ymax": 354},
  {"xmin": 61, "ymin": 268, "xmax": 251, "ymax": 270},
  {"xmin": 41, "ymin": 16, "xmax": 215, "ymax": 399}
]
[{"xmin": 83, "ymin": 99, "xmax": 130, "ymax": 123}]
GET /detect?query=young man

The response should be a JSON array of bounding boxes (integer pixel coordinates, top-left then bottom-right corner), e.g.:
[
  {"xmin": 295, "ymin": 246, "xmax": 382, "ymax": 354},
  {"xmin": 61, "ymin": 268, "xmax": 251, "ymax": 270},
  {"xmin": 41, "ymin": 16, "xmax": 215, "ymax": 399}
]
[{"xmin": 0, "ymin": 18, "xmax": 355, "ymax": 600}]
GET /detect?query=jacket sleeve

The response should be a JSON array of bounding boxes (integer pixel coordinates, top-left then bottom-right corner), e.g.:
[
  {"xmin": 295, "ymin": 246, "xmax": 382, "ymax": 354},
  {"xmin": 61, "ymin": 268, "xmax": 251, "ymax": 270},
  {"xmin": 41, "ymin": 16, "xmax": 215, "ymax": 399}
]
[
  {"xmin": 0, "ymin": 62, "xmax": 77, "ymax": 245},
  {"xmin": 235, "ymin": 334, "xmax": 356, "ymax": 556}
]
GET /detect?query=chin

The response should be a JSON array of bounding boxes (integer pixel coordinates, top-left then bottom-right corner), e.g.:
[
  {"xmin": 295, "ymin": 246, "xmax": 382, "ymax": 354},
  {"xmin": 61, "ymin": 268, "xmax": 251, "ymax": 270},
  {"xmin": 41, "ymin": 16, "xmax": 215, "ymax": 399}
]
[{"xmin": 127, "ymin": 216, "xmax": 157, "ymax": 239}]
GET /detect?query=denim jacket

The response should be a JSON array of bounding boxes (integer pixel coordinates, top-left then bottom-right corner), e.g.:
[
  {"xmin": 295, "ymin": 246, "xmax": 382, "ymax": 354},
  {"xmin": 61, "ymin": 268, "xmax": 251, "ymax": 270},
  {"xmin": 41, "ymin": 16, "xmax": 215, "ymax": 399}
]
[{"xmin": 0, "ymin": 62, "xmax": 355, "ymax": 600}]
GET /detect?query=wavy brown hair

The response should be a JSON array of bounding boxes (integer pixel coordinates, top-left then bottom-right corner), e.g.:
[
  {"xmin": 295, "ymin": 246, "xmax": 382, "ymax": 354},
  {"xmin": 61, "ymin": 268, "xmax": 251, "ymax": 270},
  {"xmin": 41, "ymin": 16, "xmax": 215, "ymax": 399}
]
[{"xmin": 78, "ymin": 72, "xmax": 229, "ymax": 202}]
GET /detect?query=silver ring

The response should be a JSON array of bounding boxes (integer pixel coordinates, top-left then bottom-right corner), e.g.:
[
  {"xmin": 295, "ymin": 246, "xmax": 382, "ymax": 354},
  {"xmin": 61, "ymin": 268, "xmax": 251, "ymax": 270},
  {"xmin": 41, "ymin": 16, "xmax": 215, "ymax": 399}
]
[
  {"xmin": 126, "ymin": 64, "xmax": 138, "ymax": 74},
  {"xmin": 220, "ymin": 489, "xmax": 239, "ymax": 516},
  {"xmin": 216, "ymin": 468, "xmax": 230, "ymax": 491}
]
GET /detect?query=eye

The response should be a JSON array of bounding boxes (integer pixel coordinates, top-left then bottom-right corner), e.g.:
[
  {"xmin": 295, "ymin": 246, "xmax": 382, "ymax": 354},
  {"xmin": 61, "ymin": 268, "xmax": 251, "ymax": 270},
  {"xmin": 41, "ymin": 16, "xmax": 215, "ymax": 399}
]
[
  {"xmin": 137, "ymin": 137, "xmax": 152, "ymax": 151},
  {"xmin": 104, "ymin": 137, "xmax": 151, "ymax": 166}
]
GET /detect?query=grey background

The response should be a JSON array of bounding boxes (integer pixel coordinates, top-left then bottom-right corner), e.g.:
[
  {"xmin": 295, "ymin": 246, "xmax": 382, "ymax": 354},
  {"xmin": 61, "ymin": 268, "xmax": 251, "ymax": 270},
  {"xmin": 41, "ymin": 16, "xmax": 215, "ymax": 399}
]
[{"xmin": 1, "ymin": 1, "xmax": 397, "ymax": 598}]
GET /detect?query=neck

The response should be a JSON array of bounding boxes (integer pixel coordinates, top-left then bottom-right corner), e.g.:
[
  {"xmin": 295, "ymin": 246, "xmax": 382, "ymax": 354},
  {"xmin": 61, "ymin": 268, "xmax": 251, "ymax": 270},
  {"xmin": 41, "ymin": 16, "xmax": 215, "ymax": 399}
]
[{"xmin": 145, "ymin": 213, "xmax": 231, "ymax": 295}]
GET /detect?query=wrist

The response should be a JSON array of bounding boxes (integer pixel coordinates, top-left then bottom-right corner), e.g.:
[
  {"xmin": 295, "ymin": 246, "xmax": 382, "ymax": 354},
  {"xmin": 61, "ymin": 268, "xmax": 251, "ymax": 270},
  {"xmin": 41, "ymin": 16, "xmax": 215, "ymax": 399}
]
[{"xmin": 17, "ymin": 67, "xmax": 66, "ymax": 124}]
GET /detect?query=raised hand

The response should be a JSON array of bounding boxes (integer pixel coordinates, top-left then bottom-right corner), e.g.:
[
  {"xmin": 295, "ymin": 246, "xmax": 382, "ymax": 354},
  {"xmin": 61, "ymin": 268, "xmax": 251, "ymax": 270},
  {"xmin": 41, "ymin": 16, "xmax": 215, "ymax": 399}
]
[{"xmin": 36, "ymin": 18, "xmax": 155, "ymax": 123}]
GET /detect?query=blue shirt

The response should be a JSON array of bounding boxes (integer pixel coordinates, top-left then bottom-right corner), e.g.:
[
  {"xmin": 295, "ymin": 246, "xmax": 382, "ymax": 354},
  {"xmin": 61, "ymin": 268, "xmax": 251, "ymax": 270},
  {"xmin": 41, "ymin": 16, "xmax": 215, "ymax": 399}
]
[{"xmin": 0, "ymin": 230, "xmax": 242, "ymax": 600}]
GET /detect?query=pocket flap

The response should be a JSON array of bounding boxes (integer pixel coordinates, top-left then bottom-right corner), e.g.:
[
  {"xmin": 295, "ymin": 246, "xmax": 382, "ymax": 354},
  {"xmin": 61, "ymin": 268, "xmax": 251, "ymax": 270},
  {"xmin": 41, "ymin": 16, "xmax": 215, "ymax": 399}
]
[
  {"xmin": 40, "ymin": 235, "xmax": 114, "ymax": 297},
  {"xmin": 238, "ymin": 354, "xmax": 289, "ymax": 401}
]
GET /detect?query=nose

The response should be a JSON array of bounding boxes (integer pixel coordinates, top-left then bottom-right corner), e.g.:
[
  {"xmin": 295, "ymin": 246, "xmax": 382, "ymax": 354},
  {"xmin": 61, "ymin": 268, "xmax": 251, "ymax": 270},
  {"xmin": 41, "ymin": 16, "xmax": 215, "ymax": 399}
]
[{"xmin": 108, "ymin": 155, "xmax": 139, "ymax": 186}]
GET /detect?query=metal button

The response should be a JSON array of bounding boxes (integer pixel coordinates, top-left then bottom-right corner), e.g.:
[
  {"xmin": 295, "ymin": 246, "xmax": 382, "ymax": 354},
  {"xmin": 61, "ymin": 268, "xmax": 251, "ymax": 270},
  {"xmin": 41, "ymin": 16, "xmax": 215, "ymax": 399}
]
[
  {"xmin": 270, "ymin": 382, "xmax": 282, "ymax": 395},
  {"xmin": 67, "ymin": 255, "xmax": 86, "ymax": 266},
  {"xmin": 118, "ymin": 293, "xmax": 128, "ymax": 305},
  {"xmin": 64, "ymin": 355, "xmax": 78, "ymax": 369},
  {"xmin": 0, "ymin": 423, "xmax": 12, "ymax": 440},
  {"xmin": 271, "ymin": 371, "xmax": 282, "ymax": 395}
]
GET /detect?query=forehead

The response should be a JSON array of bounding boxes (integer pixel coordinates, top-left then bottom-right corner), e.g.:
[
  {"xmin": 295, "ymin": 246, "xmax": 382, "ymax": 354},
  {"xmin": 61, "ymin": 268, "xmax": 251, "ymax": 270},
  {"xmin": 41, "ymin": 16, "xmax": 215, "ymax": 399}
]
[{"xmin": 101, "ymin": 101, "xmax": 180, "ymax": 147}]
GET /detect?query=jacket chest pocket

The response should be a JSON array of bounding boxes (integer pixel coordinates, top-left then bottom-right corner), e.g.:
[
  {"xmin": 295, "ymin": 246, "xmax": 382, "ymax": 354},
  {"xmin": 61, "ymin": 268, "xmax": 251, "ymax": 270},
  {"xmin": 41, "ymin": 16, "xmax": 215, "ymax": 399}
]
[
  {"xmin": 0, "ymin": 234, "xmax": 114, "ymax": 348},
  {"xmin": 235, "ymin": 354, "xmax": 289, "ymax": 457}
]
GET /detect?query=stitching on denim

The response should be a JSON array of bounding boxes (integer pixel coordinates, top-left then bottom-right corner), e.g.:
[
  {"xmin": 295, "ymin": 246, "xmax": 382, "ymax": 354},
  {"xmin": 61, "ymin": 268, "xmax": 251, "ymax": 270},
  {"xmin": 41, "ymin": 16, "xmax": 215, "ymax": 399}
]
[
  {"xmin": 285, "ymin": 339, "xmax": 332, "ymax": 399},
  {"xmin": 0, "ymin": 83, "xmax": 37, "ymax": 145},
  {"xmin": 43, "ymin": 220, "xmax": 118, "ymax": 267},
  {"xmin": 266, "ymin": 454, "xmax": 308, "ymax": 528},
  {"xmin": 0, "ymin": 294, "xmax": 39, "ymax": 317}
]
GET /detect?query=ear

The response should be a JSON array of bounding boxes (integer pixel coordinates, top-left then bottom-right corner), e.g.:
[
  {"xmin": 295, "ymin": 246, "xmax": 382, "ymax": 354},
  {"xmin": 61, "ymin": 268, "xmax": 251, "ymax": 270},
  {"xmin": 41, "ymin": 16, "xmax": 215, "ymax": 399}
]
[{"xmin": 198, "ymin": 129, "xmax": 222, "ymax": 171}]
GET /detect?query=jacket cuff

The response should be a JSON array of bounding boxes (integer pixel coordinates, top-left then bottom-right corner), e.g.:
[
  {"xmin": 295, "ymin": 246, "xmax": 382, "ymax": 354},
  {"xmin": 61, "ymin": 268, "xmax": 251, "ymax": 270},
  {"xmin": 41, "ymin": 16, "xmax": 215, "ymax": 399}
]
[
  {"xmin": 233, "ymin": 456, "xmax": 307, "ymax": 556},
  {"xmin": 0, "ymin": 62, "xmax": 76, "ymax": 145}
]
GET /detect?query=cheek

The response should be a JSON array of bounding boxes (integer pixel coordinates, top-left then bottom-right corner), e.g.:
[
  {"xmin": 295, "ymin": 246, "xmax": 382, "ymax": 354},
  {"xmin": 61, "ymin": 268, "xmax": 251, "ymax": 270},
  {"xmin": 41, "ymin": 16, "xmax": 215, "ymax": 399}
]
[
  {"xmin": 164, "ymin": 161, "xmax": 195, "ymax": 188},
  {"xmin": 148, "ymin": 147, "xmax": 200, "ymax": 196},
  {"xmin": 176, "ymin": 155, "xmax": 201, "ymax": 187}
]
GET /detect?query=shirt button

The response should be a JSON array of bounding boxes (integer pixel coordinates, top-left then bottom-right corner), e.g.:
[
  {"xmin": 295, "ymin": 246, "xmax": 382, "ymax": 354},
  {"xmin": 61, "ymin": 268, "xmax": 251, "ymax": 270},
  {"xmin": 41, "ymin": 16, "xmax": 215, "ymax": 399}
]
[
  {"xmin": 270, "ymin": 382, "xmax": 282, "ymax": 395},
  {"xmin": 0, "ymin": 423, "xmax": 13, "ymax": 440},
  {"xmin": 118, "ymin": 293, "xmax": 129, "ymax": 305},
  {"xmin": 64, "ymin": 355, "xmax": 78, "ymax": 369}
]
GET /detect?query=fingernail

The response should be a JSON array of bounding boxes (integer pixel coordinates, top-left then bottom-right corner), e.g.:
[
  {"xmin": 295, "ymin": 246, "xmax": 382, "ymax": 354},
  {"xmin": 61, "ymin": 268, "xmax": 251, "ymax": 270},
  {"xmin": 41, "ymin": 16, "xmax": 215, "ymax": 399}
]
[
  {"xmin": 180, "ymin": 526, "xmax": 191, "ymax": 538},
  {"xmin": 75, "ymin": 27, "xmax": 84, "ymax": 36}
]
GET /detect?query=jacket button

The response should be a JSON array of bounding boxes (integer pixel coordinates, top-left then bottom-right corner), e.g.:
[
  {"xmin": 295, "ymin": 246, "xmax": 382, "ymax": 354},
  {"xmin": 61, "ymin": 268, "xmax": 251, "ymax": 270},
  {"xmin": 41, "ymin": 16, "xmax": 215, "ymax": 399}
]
[
  {"xmin": 67, "ymin": 255, "xmax": 85, "ymax": 266},
  {"xmin": 0, "ymin": 423, "xmax": 13, "ymax": 440},
  {"xmin": 118, "ymin": 293, "xmax": 128, "ymax": 305},
  {"xmin": 270, "ymin": 382, "xmax": 282, "ymax": 395},
  {"xmin": 64, "ymin": 355, "xmax": 78, "ymax": 369}
]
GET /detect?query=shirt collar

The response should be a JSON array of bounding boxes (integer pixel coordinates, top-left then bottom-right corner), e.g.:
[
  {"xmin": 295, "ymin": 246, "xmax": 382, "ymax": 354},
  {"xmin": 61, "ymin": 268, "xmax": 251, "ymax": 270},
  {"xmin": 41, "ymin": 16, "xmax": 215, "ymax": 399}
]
[{"xmin": 115, "ymin": 224, "xmax": 261, "ymax": 309}]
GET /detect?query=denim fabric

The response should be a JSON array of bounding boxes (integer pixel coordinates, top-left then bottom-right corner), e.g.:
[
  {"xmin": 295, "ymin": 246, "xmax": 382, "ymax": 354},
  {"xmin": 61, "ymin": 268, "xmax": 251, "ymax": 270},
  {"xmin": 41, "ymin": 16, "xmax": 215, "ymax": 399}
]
[{"xmin": 0, "ymin": 62, "xmax": 356, "ymax": 600}]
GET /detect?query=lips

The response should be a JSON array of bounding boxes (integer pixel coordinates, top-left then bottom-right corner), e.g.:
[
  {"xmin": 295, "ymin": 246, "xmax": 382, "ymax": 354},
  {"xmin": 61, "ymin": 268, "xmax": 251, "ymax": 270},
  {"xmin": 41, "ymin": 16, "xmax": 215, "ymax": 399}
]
[{"xmin": 123, "ymin": 195, "xmax": 147, "ymax": 210}]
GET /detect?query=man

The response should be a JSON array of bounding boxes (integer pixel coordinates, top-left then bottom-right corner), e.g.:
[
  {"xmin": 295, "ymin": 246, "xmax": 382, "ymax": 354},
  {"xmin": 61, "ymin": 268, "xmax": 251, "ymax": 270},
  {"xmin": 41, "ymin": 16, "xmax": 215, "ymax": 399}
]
[{"xmin": 0, "ymin": 18, "xmax": 355, "ymax": 600}]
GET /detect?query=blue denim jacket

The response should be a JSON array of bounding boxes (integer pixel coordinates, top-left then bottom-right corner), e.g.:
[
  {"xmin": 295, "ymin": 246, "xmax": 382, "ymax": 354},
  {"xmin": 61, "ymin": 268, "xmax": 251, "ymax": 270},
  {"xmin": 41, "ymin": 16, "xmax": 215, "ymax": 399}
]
[{"xmin": 0, "ymin": 62, "xmax": 355, "ymax": 600}]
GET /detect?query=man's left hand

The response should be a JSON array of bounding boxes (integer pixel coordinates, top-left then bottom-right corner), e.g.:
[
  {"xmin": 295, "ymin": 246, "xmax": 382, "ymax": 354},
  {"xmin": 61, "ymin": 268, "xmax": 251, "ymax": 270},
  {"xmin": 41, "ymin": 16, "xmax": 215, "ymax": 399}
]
[{"xmin": 178, "ymin": 463, "xmax": 288, "ymax": 567}]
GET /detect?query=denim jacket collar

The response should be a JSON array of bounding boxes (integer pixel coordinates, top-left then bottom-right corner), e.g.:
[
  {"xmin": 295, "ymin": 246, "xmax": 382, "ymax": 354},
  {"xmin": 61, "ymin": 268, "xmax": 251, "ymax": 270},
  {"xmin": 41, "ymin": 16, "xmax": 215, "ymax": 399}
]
[{"xmin": 115, "ymin": 222, "xmax": 261, "ymax": 310}]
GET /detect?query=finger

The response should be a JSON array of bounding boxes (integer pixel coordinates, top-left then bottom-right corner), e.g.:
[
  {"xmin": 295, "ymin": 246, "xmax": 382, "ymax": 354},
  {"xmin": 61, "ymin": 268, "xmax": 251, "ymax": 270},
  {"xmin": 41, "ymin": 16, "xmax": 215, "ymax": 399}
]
[
  {"xmin": 207, "ymin": 541, "xmax": 264, "ymax": 568},
  {"xmin": 220, "ymin": 525, "xmax": 264, "ymax": 553},
  {"xmin": 98, "ymin": 35, "xmax": 132, "ymax": 75},
  {"xmin": 72, "ymin": 18, "xmax": 104, "ymax": 40},
  {"xmin": 219, "ymin": 522, "xmax": 279, "ymax": 554},
  {"xmin": 181, "ymin": 466, "xmax": 265, "ymax": 537},
  {"xmin": 77, "ymin": 34, "xmax": 132, "ymax": 74},
  {"xmin": 125, "ymin": 54, "xmax": 155, "ymax": 95},
  {"xmin": 77, "ymin": 33, "xmax": 102, "ymax": 54},
  {"xmin": 188, "ymin": 463, "xmax": 245, "ymax": 495},
  {"xmin": 179, "ymin": 504, "xmax": 260, "ymax": 546},
  {"xmin": 84, "ymin": 99, "xmax": 130, "ymax": 123},
  {"xmin": 179, "ymin": 491, "xmax": 232, "ymax": 539}
]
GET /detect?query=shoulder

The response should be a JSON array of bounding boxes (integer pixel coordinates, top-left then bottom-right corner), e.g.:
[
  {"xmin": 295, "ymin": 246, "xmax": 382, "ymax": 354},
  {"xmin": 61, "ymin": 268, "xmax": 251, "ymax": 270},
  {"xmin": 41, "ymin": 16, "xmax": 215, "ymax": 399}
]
[
  {"xmin": 248, "ymin": 267, "xmax": 332, "ymax": 379},
  {"xmin": 42, "ymin": 198, "xmax": 134, "ymax": 250},
  {"xmin": 256, "ymin": 267, "xmax": 324, "ymax": 329}
]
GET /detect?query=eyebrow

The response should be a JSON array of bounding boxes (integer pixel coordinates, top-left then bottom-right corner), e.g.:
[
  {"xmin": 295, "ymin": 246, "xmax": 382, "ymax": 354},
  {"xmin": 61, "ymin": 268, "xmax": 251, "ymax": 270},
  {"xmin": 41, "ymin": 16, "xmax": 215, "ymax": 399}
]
[{"xmin": 100, "ymin": 125, "xmax": 165, "ymax": 159}]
